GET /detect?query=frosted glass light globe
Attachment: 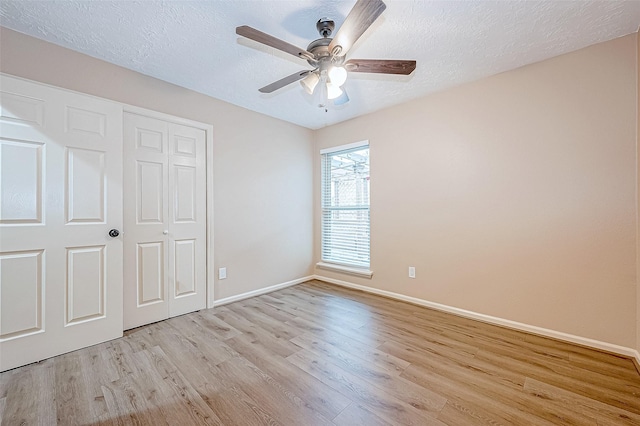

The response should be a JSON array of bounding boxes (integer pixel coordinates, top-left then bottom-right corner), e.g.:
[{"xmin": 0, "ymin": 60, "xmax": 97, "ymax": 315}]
[
  {"xmin": 300, "ymin": 72, "xmax": 320, "ymax": 95},
  {"xmin": 328, "ymin": 66, "xmax": 348, "ymax": 87},
  {"xmin": 326, "ymin": 83, "xmax": 343, "ymax": 100}
]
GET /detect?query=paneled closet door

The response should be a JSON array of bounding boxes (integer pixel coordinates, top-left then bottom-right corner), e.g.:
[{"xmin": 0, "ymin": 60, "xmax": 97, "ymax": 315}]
[
  {"xmin": 123, "ymin": 112, "xmax": 206, "ymax": 330},
  {"xmin": 167, "ymin": 123, "xmax": 207, "ymax": 318},
  {"xmin": 0, "ymin": 75, "xmax": 123, "ymax": 372}
]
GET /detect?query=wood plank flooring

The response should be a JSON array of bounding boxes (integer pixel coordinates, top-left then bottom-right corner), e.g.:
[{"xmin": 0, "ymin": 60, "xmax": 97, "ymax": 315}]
[{"xmin": 1, "ymin": 280, "xmax": 639, "ymax": 425}]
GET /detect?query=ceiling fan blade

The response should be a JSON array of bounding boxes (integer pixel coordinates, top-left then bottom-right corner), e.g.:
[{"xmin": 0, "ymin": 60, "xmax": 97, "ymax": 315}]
[
  {"xmin": 345, "ymin": 59, "xmax": 416, "ymax": 75},
  {"xmin": 329, "ymin": 0, "xmax": 386, "ymax": 56},
  {"xmin": 236, "ymin": 26, "xmax": 313, "ymax": 60},
  {"xmin": 259, "ymin": 70, "xmax": 311, "ymax": 93}
]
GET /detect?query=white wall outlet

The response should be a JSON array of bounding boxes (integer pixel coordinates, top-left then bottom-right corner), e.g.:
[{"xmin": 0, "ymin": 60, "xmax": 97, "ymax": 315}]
[
  {"xmin": 219, "ymin": 267, "xmax": 227, "ymax": 280},
  {"xmin": 408, "ymin": 266, "xmax": 416, "ymax": 278}
]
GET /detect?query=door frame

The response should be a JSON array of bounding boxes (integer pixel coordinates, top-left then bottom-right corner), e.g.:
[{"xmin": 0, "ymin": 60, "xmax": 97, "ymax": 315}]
[{"xmin": 123, "ymin": 105, "xmax": 214, "ymax": 308}]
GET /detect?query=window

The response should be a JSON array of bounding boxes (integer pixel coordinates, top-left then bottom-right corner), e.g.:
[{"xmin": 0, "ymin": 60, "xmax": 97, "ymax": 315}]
[{"xmin": 320, "ymin": 141, "xmax": 370, "ymax": 271}]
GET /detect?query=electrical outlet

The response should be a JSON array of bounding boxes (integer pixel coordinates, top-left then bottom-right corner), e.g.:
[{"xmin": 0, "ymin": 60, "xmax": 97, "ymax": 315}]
[
  {"xmin": 219, "ymin": 267, "xmax": 227, "ymax": 280},
  {"xmin": 408, "ymin": 266, "xmax": 416, "ymax": 278}
]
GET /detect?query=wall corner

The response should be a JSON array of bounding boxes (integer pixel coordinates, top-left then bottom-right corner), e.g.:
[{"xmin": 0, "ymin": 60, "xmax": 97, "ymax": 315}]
[{"xmin": 636, "ymin": 29, "xmax": 640, "ymax": 354}]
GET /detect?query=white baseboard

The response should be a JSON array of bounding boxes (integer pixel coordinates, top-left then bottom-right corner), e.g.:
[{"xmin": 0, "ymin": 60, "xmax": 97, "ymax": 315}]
[
  {"xmin": 632, "ymin": 350, "xmax": 640, "ymax": 373},
  {"xmin": 213, "ymin": 276, "xmax": 313, "ymax": 307},
  {"xmin": 312, "ymin": 275, "xmax": 640, "ymax": 364}
]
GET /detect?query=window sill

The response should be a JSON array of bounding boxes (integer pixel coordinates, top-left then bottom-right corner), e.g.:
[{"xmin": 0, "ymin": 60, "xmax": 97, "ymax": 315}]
[{"xmin": 316, "ymin": 262, "xmax": 373, "ymax": 279}]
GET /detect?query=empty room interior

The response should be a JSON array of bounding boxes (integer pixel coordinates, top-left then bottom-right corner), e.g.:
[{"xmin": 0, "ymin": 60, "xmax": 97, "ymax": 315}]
[{"xmin": 1, "ymin": 0, "xmax": 640, "ymax": 424}]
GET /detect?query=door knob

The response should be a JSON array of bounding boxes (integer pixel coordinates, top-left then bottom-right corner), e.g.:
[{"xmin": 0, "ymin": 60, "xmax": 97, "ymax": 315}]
[
  {"xmin": 108, "ymin": 229, "xmax": 120, "ymax": 238},
  {"xmin": 163, "ymin": 230, "xmax": 169, "ymax": 235}
]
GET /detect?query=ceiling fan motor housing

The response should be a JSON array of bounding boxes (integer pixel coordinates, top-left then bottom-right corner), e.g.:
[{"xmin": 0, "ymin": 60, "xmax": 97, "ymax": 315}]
[{"xmin": 306, "ymin": 37, "xmax": 331, "ymax": 67}]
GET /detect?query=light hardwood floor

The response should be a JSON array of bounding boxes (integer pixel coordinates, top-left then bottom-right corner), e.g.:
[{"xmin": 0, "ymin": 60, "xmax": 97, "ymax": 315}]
[{"xmin": 1, "ymin": 280, "xmax": 639, "ymax": 425}]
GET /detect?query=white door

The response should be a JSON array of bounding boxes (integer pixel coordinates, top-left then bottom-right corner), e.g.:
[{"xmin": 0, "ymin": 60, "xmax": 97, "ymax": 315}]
[
  {"xmin": 0, "ymin": 75, "xmax": 123, "ymax": 372},
  {"xmin": 123, "ymin": 112, "xmax": 206, "ymax": 330}
]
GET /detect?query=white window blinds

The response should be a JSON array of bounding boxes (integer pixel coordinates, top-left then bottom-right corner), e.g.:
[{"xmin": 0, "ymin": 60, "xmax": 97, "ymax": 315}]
[{"xmin": 321, "ymin": 142, "xmax": 370, "ymax": 268}]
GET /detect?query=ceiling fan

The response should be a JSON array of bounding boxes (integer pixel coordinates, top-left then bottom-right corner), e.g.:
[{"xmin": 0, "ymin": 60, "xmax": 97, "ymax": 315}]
[{"xmin": 236, "ymin": 0, "xmax": 416, "ymax": 109}]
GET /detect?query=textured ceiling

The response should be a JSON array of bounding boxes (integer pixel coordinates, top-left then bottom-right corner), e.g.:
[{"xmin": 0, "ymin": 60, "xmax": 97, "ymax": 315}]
[{"xmin": 1, "ymin": 1, "xmax": 639, "ymax": 129}]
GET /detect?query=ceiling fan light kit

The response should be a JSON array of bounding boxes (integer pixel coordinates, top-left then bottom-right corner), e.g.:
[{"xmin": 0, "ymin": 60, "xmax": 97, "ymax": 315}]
[{"xmin": 236, "ymin": 0, "xmax": 416, "ymax": 111}]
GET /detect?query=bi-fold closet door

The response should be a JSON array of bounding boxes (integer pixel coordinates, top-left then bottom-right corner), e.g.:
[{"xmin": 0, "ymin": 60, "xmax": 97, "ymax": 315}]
[{"xmin": 123, "ymin": 112, "xmax": 207, "ymax": 330}]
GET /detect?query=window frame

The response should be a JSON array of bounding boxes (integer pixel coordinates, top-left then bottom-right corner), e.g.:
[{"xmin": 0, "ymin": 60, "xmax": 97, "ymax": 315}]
[{"xmin": 317, "ymin": 141, "xmax": 372, "ymax": 278}]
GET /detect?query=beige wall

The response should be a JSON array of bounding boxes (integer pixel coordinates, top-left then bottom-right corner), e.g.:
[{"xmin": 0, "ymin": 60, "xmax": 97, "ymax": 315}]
[
  {"xmin": 315, "ymin": 34, "xmax": 638, "ymax": 349},
  {"xmin": 0, "ymin": 27, "xmax": 314, "ymax": 300}
]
